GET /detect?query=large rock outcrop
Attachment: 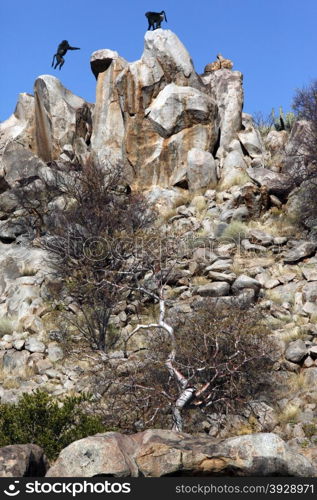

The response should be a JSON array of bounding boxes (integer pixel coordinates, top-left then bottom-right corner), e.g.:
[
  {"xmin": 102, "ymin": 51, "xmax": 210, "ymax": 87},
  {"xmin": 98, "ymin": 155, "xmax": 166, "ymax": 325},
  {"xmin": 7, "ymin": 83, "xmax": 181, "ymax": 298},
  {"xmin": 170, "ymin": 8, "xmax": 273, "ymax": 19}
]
[
  {"xmin": 93, "ymin": 30, "xmax": 220, "ymax": 188},
  {"xmin": 46, "ymin": 430, "xmax": 314, "ymax": 477},
  {"xmin": 0, "ymin": 77, "xmax": 89, "ymax": 167},
  {"xmin": 202, "ymin": 69, "xmax": 243, "ymax": 157},
  {"xmin": 0, "ymin": 29, "xmax": 248, "ymax": 192},
  {"xmin": 89, "ymin": 29, "xmax": 245, "ymax": 189},
  {"xmin": 34, "ymin": 75, "xmax": 87, "ymax": 162},
  {"xmin": 0, "ymin": 93, "xmax": 35, "ymax": 152},
  {"xmin": 90, "ymin": 49, "xmax": 128, "ymax": 169}
]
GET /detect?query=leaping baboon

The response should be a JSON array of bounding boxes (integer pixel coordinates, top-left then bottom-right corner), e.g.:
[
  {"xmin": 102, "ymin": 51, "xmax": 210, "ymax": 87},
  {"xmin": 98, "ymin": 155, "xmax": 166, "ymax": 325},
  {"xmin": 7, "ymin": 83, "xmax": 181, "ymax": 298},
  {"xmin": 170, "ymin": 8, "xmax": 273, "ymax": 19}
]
[
  {"xmin": 145, "ymin": 11, "xmax": 167, "ymax": 30},
  {"xmin": 51, "ymin": 40, "xmax": 80, "ymax": 70}
]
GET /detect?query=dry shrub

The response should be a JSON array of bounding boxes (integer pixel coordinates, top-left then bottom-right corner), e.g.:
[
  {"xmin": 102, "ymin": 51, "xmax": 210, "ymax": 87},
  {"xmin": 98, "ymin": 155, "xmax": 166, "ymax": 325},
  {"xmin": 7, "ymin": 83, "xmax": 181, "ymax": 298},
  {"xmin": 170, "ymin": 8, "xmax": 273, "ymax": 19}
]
[
  {"xmin": 39, "ymin": 161, "xmax": 156, "ymax": 351},
  {"xmin": 99, "ymin": 301, "xmax": 274, "ymax": 433}
]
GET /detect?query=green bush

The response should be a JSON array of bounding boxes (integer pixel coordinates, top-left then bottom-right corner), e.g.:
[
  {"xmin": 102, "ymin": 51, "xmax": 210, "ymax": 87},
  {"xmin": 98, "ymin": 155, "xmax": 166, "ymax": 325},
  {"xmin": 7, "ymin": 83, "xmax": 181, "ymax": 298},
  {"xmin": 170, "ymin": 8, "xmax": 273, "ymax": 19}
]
[
  {"xmin": 0, "ymin": 390, "xmax": 106, "ymax": 460},
  {"xmin": 303, "ymin": 423, "xmax": 317, "ymax": 438},
  {"xmin": 272, "ymin": 106, "xmax": 296, "ymax": 132}
]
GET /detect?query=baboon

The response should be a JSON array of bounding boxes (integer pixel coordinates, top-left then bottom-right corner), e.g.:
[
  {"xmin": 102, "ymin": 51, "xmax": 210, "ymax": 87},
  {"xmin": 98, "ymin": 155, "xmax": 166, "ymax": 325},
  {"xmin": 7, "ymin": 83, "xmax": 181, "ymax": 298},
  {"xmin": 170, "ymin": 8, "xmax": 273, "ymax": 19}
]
[
  {"xmin": 51, "ymin": 40, "xmax": 80, "ymax": 70},
  {"xmin": 145, "ymin": 11, "xmax": 167, "ymax": 30}
]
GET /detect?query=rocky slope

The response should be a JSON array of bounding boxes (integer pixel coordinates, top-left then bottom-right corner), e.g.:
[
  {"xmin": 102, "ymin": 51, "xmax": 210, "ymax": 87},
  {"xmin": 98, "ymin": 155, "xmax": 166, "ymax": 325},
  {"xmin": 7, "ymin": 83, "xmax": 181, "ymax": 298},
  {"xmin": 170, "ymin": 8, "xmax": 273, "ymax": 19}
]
[{"xmin": 0, "ymin": 29, "xmax": 317, "ymax": 475}]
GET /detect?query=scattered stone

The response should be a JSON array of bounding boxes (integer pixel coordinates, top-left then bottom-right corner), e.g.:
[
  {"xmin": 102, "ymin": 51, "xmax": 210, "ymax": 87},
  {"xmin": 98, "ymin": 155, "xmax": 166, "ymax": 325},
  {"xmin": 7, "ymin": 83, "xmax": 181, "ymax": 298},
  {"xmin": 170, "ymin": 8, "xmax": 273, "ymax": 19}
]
[
  {"xmin": 36, "ymin": 359, "xmax": 53, "ymax": 374},
  {"xmin": 169, "ymin": 303, "xmax": 192, "ymax": 314},
  {"xmin": 232, "ymin": 275, "xmax": 261, "ymax": 294},
  {"xmin": 247, "ymin": 167, "xmax": 294, "ymax": 198},
  {"xmin": 206, "ymin": 259, "xmax": 232, "ymax": 272},
  {"xmin": 278, "ymin": 272, "xmax": 297, "ymax": 284},
  {"xmin": 217, "ymin": 243, "xmax": 236, "ymax": 256},
  {"xmin": 186, "ymin": 148, "xmax": 218, "ymax": 191},
  {"xmin": 244, "ymin": 401, "xmax": 278, "ymax": 432},
  {"xmin": 0, "ymin": 340, "xmax": 12, "ymax": 349},
  {"xmin": 303, "ymin": 302, "xmax": 317, "ymax": 316},
  {"xmin": 190, "ymin": 195, "xmax": 207, "ymax": 210},
  {"xmin": 302, "ymin": 268, "xmax": 317, "ymax": 281},
  {"xmin": 241, "ymin": 239, "xmax": 267, "ymax": 252},
  {"xmin": 13, "ymin": 339, "xmax": 25, "ymax": 350},
  {"xmin": 238, "ymin": 117, "xmax": 264, "ymax": 158},
  {"xmin": 256, "ymin": 272, "xmax": 280, "ymax": 289},
  {"xmin": 302, "ymin": 283, "xmax": 317, "ymax": 302},
  {"xmin": 270, "ymin": 195, "xmax": 283, "ymax": 207},
  {"xmin": 249, "ymin": 229, "xmax": 274, "ymax": 246},
  {"xmin": 45, "ymin": 369, "xmax": 63, "ymax": 379},
  {"xmin": 220, "ymin": 209, "xmax": 234, "ymax": 223},
  {"xmin": 273, "ymin": 236, "xmax": 288, "ymax": 246},
  {"xmin": 308, "ymin": 346, "xmax": 317, "ymax": 360},
  {"xmin": 285, "ymin": 339, "xmax": 308, "ymax": 364},
  {"xmin": 118, "ymin": 311, "xmax": 127, "ymax": 323},
  {"xmin": 304, "ymin": 367, "xmax": 317, "ymax": 386},
  {"xmin": 231, "ymin": 206, "xmax": 249, "ymax": 221},
  {"xmin": 192, "ymin": 249, "xmax": 218, "ymax": 264},
  {"xmin": 293, "ymin": 292, "xmax": 304, "ymax": 314},
  {"xmin": 2, "ymin": 334, "xmax": 13, "ymax": 343},
  {"xmin": 280, "ymin": 359, "xmax": 301, "ymax": 373},
  {"xmin": 35, "ymin": 305, "xmax": 52, "ymax": 318},
  {"xmin": 303, "ymin": 356, "xmax": 315, "ymax": 368},
  {"xmin": 21, "ymin": 315, "xmax": 44, "ymax": 334},
  {"xmin": 204, "ymin": 189, "xmax": 216, "ymax": 200},
  {"xmin": 63, "ymin": 380, "xmax": 75, "ymax": 390},
  {"xmin": 284, "ymin": 242, "xmax": 317, "ymax": 264},
  {"xmin": 265, "ymin": 130, "xmax": 288, "ymax": 153},
  {"xmin": 2, "ymin": 350, "xmax": 31, "ymax": 376},
  {"xmin": 196, "ymin": 282, "xmax": 230, "ymax": 297},
  {"xmin": 207, "ymin": 271, "xmax": 236, "ymax": 283},
  {"xmin": 25, "ymin": 337, "xmax": 45, "ymax": 354}
]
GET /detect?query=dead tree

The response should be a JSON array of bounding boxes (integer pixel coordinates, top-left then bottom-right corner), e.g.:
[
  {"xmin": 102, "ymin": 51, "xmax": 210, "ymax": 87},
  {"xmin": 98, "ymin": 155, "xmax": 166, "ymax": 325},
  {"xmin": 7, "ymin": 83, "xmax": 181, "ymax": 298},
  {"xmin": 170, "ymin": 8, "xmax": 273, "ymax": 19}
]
[{"xmin": 123, "ymin": 292, "xmax": 273, "ymax": 432}]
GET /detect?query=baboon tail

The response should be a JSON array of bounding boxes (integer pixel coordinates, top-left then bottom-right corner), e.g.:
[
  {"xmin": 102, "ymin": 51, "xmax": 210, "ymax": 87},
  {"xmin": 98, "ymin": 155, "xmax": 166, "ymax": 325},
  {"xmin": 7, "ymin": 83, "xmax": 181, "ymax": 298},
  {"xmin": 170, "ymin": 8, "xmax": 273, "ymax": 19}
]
[{"xmin": 163, "ymin": 11, "xmax": 167, "ymax": 22}]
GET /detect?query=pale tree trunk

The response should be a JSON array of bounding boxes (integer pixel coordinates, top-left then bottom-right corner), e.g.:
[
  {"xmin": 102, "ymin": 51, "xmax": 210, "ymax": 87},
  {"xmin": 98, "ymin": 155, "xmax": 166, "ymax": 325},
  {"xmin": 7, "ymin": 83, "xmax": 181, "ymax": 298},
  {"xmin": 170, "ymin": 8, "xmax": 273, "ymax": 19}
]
[{"xmin": 124, "ymin": 286, "xmax": 196, "ymax": 432}]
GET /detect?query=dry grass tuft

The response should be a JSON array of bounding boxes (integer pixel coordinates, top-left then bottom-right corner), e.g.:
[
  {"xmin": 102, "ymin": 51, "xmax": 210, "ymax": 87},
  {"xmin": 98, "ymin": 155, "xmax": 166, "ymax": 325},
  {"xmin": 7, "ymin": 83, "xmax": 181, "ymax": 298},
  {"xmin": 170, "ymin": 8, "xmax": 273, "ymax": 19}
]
[{"xmin": 276, "ymin": 403, "xmax": 300, "ymax": 425}]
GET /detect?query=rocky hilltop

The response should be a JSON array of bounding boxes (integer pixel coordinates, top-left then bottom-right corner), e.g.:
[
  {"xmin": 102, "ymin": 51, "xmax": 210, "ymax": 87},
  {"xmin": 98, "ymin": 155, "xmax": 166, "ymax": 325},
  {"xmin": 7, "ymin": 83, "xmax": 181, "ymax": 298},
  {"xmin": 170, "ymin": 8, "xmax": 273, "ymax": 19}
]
[{"xmin": 0, "ymin": 30, "xmax": 317, "ymax": 476}]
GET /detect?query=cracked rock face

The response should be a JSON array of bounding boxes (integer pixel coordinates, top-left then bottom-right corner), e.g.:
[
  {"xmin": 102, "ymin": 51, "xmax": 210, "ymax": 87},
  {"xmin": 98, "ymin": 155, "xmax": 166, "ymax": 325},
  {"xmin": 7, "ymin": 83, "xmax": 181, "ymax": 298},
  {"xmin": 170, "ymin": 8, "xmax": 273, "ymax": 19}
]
[
  {"xmin": 34, "ymin": 75, "xmax": 86, "ymax": 162},
  {"xmin": 246, "ymin": 167, "xmax": 294, "ymax": 198},
  {"xmin": 89, "ymin": 29, "xmax": 244, "ymax": 189},
  {"xmin": 0, "ymin": 30, "xmax": 246, "ymax": 192},
  {"xmin": 0, "ymin": 444, "xmax": 48, "ymax": 477},
  {"xmin": 46, "ymin": 430, "xmax": 315, "ymax": 477}
]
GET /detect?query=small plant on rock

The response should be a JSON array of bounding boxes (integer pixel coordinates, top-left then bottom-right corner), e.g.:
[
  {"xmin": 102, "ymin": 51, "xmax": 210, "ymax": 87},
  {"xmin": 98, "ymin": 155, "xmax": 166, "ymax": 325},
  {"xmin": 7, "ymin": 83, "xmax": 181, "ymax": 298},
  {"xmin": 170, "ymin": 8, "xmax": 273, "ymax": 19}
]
[{"xmin": 303, "ymin": 423, "xmax": 317, "ymax": 439}]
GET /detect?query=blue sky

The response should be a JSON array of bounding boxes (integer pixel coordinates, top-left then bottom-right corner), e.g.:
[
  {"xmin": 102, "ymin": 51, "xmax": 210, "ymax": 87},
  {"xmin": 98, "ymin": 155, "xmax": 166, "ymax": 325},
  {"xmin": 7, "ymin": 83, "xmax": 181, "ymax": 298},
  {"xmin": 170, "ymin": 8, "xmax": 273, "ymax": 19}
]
[{"xmin": 1, "ymin": 0, "xmax": 316, "ymax": 122}]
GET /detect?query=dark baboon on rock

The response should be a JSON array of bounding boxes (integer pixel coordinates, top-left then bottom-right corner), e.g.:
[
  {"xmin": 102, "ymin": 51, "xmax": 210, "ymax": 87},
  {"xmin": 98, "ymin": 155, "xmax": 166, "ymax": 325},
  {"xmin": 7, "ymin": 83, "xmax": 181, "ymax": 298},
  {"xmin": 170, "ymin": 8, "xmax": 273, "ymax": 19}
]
[
  {"xmin": 145, "ymin": 11, "xmax": 167, "ymax": 30},
  {"xmin": 51, "ymin": 40, "xmax": 80, "ymax": 70}
]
